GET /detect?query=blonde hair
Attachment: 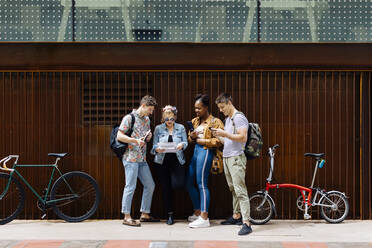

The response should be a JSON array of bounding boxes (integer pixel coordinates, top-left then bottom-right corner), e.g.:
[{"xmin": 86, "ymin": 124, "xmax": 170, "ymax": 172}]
[{"xmin": 161, "ymin": 105, "xmax": 177, "ymax": 122}]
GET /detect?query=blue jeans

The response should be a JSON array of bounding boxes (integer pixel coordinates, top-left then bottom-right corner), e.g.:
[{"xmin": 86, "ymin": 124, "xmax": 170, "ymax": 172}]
[
  {"xmin": 186, "ymin": 144, "xmax": 214, "ymax": 213},
  {"xmin": 121, "ymin": 161, "xmax": 155, "ymax": 214}
]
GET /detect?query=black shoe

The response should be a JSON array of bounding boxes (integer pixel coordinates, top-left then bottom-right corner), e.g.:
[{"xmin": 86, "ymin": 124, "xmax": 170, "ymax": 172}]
[
  {"xmin": 238, "ymin": 223, "xmax": 253, "ymax": 236},
  {"xmin": 220, "ymin": 216, "xmax": 243, "ymax": 225},
  {"xmin": 167, "ymin": 214, "xmax": 174, "ymax": 225}
]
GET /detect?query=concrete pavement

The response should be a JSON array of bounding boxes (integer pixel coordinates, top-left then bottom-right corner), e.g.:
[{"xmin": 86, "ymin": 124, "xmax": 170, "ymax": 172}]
[{"xmin": 0, "ymin": 220, "xmax": 372, "ymax": 247}]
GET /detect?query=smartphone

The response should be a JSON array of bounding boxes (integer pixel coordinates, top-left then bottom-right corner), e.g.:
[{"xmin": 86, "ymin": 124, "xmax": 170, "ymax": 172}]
[
  {"xmin": 142, "ymin": 130, "xmax": 151, "ymax": 141},
  {"xmin": 186, "ymin": 121, "xmax": 194, "ymax": 131}
]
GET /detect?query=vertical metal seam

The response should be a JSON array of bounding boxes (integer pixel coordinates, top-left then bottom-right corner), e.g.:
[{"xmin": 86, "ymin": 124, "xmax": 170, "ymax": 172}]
[
  {"xmin": 331, "ymin": 72, "xmax": 334, "ymax": 188},
  {"xmin": 359, "ymin": 72, "xmax": 363, "ymax": 219},
  {"xmin": 287, "ymin": 71, "xmax": 291, "ymax": 219},
  {"xmin": 281, "ymin": 72, "xmax": 284, "ymax": 217},
  {"xmin": 306, "ymin": 71, "xmax": 310, "ymax": 217},
  {"xmin": 294, "ymin": 71, "xmax": 298, "ymax": 219},
  {"xmin": 324, "ymin": 72, "xmax": 327, "ymax": 197},
  {"xmin": 352, "ymin": 72, "xmax": 356, "ymax": 219},
  {"xmin": 369, "ymin": 71, "xmax": 372, "ymax": 219},
  {"xmin": 103, "ymin": 72, "xmax": 106, "ymax": 218},
  {"xmin": 338, "ymin": 72, "xmax": 342, "ymax": 189}
]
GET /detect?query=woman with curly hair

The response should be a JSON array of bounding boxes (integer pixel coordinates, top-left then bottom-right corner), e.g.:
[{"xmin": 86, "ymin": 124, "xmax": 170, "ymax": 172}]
[{"xmin": 186, "ymin": 94, "xmax": 224, "ymax": 228}]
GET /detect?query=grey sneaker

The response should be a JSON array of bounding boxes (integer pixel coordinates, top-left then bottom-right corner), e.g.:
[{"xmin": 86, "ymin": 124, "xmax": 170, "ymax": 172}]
[
  {"xmin": 220, "ymin": 216, "xmax": 243, "ymax": 225},
  {"xmin": 238, "ymin": 223, "xmax": 253, "ymax": 235}
]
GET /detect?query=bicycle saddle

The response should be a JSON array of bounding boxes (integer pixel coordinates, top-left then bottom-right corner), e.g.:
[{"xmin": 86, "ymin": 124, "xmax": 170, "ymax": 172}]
[
  {"xmin": 48, "ymin": 153, "xmax": 68, "ymax": 158},
  {"xmin": 304, "ymin": 153, "xmax": 325, "ymax": 159}
]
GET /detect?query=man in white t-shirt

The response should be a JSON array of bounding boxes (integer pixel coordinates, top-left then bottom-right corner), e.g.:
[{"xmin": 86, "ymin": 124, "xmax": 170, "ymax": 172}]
[{"xmin": 212, "ymin": 93, "xmax": 252, "ymax": 236}]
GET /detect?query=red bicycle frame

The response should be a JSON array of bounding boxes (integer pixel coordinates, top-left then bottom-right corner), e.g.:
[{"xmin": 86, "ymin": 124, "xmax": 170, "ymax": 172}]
[
  {"xmin": 251, "ymin": 145, "xmax": 349, "ymax": 224},
  {"xmin": 262, "ymin": 144, "xmax": 326, "ymax": 219},
  {"xmin": 265, "ymin": 182, "xmax": 313, "ymax": 206}
]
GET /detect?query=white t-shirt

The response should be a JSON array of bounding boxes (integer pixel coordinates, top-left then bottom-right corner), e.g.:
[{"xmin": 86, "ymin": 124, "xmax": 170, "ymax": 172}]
[
  {"xmin": 223, "ymin": 112, "xmax": 249, "ymax": 158},
  {"xmin": 194, "ymin": 124, "xmax": 205, "ymax": 139}
]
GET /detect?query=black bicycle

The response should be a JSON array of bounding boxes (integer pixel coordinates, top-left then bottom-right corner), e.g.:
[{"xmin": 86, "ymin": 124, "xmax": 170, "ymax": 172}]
[{"xmin": 0, "ymin": 153, "xmax": 100, "ymax": 225}]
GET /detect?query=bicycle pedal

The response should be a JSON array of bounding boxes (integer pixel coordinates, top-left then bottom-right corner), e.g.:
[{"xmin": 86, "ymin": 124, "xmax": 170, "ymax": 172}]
[{"xmin": 303, "ymin": 214, "xmax": 311, "ymax": 220}]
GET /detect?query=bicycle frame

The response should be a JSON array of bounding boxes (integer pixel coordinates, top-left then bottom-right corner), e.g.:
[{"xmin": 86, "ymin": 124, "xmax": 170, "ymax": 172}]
[
  {"xmin": 265, "ymin": 183, "xmax": 313, "ymax": 206},
  {"xmin": 0, "ymin": 155, "xmax": 78, "ymax": 205},
  {"xmin": 250, "ymin": 145, "xmax": 349, "ymax": 224},
  {"xmin": 262, "ymin": 146, "xmax": 330, "ymax": 219}
]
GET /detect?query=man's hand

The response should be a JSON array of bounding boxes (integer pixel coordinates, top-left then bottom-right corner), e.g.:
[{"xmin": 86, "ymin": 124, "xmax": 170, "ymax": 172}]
[
  {"xmin": 176, "ymin": 143, "xmax": 184, "ymax": 150},
  {"xmin": 211, "ymin": 128, "xmax": 227, "ymax": 138},
  {"xmin": 135, "ymin": 139, "xmax": 146, "ymax": 147}
]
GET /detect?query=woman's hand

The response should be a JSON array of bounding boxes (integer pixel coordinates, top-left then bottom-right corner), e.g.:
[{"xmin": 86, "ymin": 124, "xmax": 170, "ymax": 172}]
[
  {"xmin": 189, "ymin": 131, "xmax": 198, "ymax": 139},
  {"xmin": 196, "ymin": 139, "xmax": 207, "ymax": 146},
  {"xmin": 176, "ymin": 143, "xmax": 184, "ymax": 150},
  {"xmin": 155, "ymin": 147, "xmax": 165, "ymax": 153}
]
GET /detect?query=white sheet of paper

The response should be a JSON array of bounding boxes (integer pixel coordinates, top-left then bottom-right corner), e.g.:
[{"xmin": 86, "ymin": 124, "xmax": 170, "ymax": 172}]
[{"xmin": 158, "ymin": 142, "xmax": 178, "ymax": 153}]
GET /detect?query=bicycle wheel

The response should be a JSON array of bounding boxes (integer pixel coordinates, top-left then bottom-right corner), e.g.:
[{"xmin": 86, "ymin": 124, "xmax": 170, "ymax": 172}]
[
  {"xmin": 320, "ymin": 191, "xmax": 349, "ymax": 224},
  {"xmin": 249, "ymin": 192, "xmax": 274, "ymax": 225},
  {"xmin": 50, "ymin": 171, "xmax": 100, "ymax": 222},
  {"xmin": 0, "ymin": 173, "xmax": 25, "ymax": 225}
]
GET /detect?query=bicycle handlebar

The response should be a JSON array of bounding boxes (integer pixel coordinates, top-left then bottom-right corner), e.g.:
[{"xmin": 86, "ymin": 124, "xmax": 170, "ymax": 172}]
[
  {"xmin": 266, "ymin": 145, "xmax": 279, "ymax": 182},
  {"xmin": 0, "ymin": 155, "xmax": 18, "ymax": 172},
  {"xmin": 268, "ymin": 144, "xmax": 279, "ymax": 157}
]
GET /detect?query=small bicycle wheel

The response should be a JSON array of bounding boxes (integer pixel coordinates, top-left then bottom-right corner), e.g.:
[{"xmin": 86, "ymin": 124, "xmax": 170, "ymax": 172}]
[
  {"xmin": 0, "ymin": 173, "xmax": 25, "ymax": 225},
  {"xmin": 249, "ymin": 192, "xmax": 274, "ymax": 225},
  {"xmin": 50, "ymin": 171, "xmax": 100, "ymax": 222},
  {"xmin": 320, "ymin": 191, "xmax": 349, "ymax": 224}
]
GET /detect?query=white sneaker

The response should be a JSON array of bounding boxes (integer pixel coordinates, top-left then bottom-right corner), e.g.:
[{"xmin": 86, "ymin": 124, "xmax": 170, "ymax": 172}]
[
  {"xmin": 189, "ymin": 216, "xmax": 210, "ymax": 228},
  {"xmin": 187, "ymin": 214, "xmax": 199, "ymax": 222}
]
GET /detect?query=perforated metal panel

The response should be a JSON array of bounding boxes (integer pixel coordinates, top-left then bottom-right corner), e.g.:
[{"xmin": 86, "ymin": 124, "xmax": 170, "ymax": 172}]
[{"xmin": 0, "ymin": 0, "xmax": 371, "ymax": 42}]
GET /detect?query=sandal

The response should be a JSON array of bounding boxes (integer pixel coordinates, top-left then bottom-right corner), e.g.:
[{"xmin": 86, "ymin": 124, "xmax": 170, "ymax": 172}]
[
  {"xmin": 139, "ymin": 216, "xmax": 160, "ymax": 222},
  {"xmin": 122, "ymin": 218, "xmax": 141, "ymax": 227}
]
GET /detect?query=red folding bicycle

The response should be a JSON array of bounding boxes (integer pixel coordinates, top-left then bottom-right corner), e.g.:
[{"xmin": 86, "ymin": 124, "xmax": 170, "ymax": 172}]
[{"xmin": 249, "ymin": 144, "xmax": 349, "ymax": 224}]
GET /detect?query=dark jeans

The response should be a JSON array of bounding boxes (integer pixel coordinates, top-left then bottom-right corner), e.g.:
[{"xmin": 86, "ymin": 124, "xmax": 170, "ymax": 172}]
[{"xmin": 155, "ymin": 155, "xmax": 185, "ymax": 215}]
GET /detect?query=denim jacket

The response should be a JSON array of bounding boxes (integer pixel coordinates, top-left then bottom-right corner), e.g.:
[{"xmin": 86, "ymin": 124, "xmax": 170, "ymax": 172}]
[{"xmin": 151, "ymin": 123, "xmax": 188, "ymax": 165}]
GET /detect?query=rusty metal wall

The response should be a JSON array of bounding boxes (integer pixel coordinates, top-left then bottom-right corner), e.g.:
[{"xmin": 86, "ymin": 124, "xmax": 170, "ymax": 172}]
[{"xmin": 1, "ymin": 70, "xmax": 370, "ymax": 220}]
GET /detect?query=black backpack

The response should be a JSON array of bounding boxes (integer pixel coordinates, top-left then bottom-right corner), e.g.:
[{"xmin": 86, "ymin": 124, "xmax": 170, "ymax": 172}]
[
  {"xmin": 231, "ymin": 112, "xmax": 263, "ymax": 160},
  {"xmin": 110, "ymin": 113, "xmax": 135, "ymax": 161}
]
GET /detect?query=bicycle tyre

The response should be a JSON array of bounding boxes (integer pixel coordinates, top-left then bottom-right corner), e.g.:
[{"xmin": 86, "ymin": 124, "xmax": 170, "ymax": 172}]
[
  {"xmin": 320, "ymin": 191, "xmax": 349, "ymax": 224},
  {"xmin": 50, "ymin": 171, "xmax": 100, "ymax": 222},
  {"xmin": 0, "ymin": 173, "xmax": 25, "ymax": 225},
  {"xmin": 249, "ymin": 192, "xmax": 274, "ymax": 225}
]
